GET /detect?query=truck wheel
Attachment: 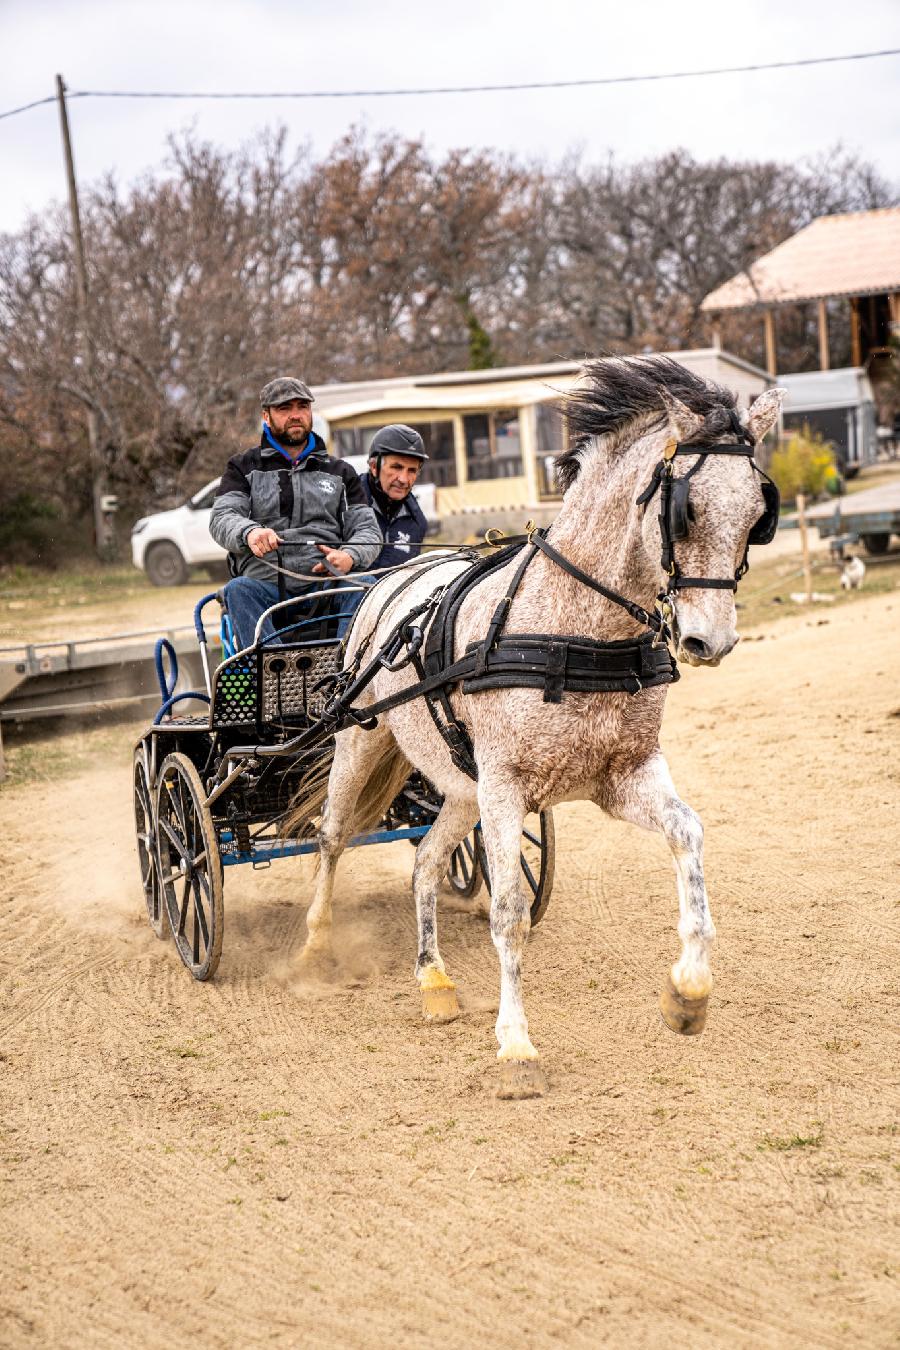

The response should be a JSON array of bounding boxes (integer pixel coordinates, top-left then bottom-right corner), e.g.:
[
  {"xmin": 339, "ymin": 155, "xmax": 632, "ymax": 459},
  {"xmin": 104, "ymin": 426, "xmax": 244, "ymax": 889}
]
[
  {"xmin": 145, "ymin": 541, "xmax": 189, "ymax": 586},
  {"xmin": 861, "ymin": 533, "xmax": 891, "ymax": 556}
]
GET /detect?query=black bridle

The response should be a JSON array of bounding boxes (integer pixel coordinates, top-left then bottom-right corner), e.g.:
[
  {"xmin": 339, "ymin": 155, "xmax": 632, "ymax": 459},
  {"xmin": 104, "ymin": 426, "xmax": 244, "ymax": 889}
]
[{"xmin": 635, "ymin": 413, "xmax": 780, "ymax": 598}]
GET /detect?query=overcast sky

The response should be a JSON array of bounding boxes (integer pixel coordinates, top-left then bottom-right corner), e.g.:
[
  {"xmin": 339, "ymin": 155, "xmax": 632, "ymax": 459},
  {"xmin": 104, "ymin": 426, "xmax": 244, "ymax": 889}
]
[{"xmin": 2, "ymin": 0, "xmax": 899, "ymax": 236}]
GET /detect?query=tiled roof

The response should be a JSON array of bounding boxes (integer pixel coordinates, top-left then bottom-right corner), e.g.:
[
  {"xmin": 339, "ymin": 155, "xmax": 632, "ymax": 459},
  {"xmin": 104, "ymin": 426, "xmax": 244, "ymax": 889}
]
[{"xmin": 701, "ymin": 208, "xmax": 900, "ymax": 311}]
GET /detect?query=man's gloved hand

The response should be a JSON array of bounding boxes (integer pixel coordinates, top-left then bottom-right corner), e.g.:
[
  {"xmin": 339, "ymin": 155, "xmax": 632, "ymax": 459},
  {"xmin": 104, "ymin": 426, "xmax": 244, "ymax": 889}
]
[
  {"xmin": 313, "ymin": 544, "xmax": 354, "ymax": 576},
  {"xmin": 246, "ymin": 527, "xmax": 283, "ymax": 557}
]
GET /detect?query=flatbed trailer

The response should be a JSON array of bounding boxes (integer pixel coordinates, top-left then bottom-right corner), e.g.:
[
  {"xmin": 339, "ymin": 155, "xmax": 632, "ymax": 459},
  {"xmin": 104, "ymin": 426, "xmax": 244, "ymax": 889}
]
[
  {"xmin": 0, "ymin": 625, "xmax": 210, "ymax": 777},
  {"xmin": 805, "ymin": 482, "xmax": 900, "ymax": 555}
]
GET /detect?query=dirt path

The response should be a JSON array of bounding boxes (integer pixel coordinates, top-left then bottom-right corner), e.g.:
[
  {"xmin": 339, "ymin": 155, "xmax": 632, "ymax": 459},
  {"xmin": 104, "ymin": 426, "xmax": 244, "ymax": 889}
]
[{"xmin": 1, "ymin": 593, "xmax": 898, "ymax": 1347}]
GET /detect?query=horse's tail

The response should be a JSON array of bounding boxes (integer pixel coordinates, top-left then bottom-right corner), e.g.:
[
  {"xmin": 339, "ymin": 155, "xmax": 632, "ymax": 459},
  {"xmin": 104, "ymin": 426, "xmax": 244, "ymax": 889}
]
[
  {"xmin": 349, "ymin": 739, "xmax": 413, "ymax": 835},
  {"xmin": 285, "ymin": 738, "xmax": 412, "ymax": 840}
]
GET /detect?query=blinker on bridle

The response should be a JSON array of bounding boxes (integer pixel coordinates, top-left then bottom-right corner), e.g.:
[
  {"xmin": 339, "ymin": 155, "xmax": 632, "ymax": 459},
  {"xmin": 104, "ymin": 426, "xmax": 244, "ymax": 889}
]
[{"xmin": 635, "ymin": 409, "xmax": 780, "ymax": 599}]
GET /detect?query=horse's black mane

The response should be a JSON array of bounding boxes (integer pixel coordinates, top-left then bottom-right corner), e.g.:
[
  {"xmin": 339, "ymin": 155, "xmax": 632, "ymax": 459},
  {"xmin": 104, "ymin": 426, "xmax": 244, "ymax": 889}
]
[{"xmin": 558, "ymin": 354, "xmax": 739, "ymax": 490}]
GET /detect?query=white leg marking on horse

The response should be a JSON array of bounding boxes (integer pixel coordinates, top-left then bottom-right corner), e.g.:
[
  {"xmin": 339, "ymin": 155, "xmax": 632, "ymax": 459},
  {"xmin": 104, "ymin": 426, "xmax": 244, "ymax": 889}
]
[
  {"xmin": 411, "ymin": 795, "xmax": 478, "ymax": 1021},
  {"xmin": 479, "ymin": 785, "xmax": 539, "ymax": 1064},
  {"xmin": 604, "ymin": 753, "xmax": 715, "ymax": 1009}
]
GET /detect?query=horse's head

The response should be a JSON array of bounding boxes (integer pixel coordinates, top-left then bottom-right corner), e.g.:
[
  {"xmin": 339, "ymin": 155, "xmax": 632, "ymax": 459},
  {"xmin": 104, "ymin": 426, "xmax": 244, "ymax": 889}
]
[{"xmin": 643, "ymin": 386, "xmax": 784, "ymax": 667}]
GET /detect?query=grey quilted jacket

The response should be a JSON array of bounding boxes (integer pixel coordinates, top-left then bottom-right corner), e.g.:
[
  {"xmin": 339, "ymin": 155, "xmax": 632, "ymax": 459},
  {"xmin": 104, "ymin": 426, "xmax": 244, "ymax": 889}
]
[{"xmin": 210, "ymin": 431, "xmax": 381, "ymax": 593}]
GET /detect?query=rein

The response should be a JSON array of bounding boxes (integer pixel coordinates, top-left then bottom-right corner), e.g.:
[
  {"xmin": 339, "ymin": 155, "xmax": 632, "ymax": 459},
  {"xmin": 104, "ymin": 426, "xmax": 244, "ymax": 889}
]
[
  {"xmin": 242, "ymin": 528, "xmax": 679, "ymax": 774},
  {"xmin": 235, "ymin": 420, "xmax": 779, "ymax": 779}
]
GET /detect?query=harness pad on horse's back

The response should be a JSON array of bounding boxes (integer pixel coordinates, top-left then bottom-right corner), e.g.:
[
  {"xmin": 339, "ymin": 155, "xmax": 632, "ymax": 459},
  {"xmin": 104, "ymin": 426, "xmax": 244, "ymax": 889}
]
[
  {"xmin": 418, "ymin": 544, "xmax": 524, "ymax": 778},
  {"xmin": 421, "ymin": 543, "xmax": 523, "ymax": 676}
]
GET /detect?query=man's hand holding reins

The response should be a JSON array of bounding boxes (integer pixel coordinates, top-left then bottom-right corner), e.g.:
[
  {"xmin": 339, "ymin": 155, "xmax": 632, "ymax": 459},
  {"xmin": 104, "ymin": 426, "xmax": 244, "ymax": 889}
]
[
  {"xmin": 313, "ymin": 545, "xmax": 354, "ymax": 576},
  {"xmin": 246, "ymin": 526, "xmax": 283, "ymax": 557}
]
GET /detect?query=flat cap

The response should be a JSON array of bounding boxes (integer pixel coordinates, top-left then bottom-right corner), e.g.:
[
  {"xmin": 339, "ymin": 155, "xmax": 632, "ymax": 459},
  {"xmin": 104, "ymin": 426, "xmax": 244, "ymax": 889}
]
[
  {"xmin": 259, "ymin": 376, "xmax": 315, "ymax": 408},
  {"xmin": 369, "ymin": 424, "xmax": 428, "ymax": 461}
]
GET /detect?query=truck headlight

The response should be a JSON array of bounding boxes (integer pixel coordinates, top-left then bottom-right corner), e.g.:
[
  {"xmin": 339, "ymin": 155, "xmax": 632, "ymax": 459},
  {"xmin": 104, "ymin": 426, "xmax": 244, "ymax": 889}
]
[{"xmin": 131, "ymin": 518, "xmax": 149, "ymax": 536}]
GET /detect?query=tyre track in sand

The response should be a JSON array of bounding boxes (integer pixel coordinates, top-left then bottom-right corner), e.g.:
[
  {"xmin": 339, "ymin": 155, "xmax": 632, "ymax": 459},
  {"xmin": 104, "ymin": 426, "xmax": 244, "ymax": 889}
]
[{"xmin": 2, "ymin": 590, "xmax": 899, "ymax": 1347}]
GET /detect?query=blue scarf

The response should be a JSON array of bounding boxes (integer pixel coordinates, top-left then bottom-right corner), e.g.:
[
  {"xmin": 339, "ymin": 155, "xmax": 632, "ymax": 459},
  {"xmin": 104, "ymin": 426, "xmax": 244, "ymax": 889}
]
[{"xmin": 262, "ymin": 421, "xmax": 317, "ymax": 466}]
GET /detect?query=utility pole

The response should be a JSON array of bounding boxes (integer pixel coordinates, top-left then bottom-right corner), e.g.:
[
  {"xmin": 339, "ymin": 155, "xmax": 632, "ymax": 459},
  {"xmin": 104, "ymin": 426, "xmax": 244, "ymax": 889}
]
[{"xmin": 55, "ymin": 73, "xmax": 114, "ymax": 559}]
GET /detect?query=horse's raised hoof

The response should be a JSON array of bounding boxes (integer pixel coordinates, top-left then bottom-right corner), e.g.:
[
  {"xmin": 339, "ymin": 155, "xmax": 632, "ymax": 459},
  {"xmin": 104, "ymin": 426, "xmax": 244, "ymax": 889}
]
[
  {"xmin": 496, "ymin": 1059, "xmax": 547, "ymax": 1100},
  {"xmin": 659, "ymin": 975, "xmax": 709, "ymax": 1036},
  {"xmin": 421, "ymin": 984, "xmax": 460, "ymax": 1023}
]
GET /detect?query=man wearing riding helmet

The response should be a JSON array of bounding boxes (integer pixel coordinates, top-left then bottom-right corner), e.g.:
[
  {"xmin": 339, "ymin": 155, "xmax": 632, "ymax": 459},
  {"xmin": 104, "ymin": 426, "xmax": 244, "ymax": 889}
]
[{"xmin": 361, "ymin": 424, "xmax": 430, "ymax": 571}]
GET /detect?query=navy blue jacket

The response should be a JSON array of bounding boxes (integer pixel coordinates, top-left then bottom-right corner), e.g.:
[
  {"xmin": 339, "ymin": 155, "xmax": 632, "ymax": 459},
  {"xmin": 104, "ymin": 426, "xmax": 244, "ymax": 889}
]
[{"xmin": 360, "ymin": 475, "xmax": 428, "ymax": 569}]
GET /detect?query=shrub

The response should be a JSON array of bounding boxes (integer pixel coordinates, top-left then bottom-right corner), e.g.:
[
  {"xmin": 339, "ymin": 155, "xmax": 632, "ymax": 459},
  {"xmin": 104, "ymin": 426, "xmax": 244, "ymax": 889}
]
[
  {"xmin": 768, "ymin": 428, "xmax": 836, "ymax": 504},
  {"xmin": 0, "ymin": 491, "xmax": 89, "ymax": 567}
]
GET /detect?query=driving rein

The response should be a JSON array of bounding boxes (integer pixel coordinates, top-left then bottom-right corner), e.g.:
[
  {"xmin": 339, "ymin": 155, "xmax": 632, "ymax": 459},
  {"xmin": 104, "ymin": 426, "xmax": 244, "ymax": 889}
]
[{"xmin": 251, "ymin": 424, "xmax": 779, "ymax": 779}]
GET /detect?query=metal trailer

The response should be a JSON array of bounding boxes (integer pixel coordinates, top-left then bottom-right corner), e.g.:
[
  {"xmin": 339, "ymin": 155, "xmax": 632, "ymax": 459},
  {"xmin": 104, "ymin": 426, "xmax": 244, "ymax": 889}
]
[
  {"xmin": 805, "ymin": 481, "xmax": 900, "ymax": 555},
  {"xmin": 0, "ymin": 625, "xmax": 206, "ymax": 780},
  {"xmin": 134, "ymin": 593, "xmax": 554, "ymax": 980}
]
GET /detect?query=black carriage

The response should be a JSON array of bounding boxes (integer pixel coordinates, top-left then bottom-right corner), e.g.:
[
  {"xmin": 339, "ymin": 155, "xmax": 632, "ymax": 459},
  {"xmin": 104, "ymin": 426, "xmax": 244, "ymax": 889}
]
[{"xmin": 133, "ymin": 589, "xmax": 554, "ymax": 980}]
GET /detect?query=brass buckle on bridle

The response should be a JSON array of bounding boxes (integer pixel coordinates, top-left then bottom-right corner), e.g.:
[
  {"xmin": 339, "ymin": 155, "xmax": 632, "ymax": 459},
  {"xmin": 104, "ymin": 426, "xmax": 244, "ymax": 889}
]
[{"xmin": 653, "ymin": 595, "xmax": 675, "ymax": 649}]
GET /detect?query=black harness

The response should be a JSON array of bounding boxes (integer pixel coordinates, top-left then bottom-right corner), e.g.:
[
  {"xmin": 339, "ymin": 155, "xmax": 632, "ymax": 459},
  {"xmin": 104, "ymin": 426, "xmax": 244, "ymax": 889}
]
[{"xmin": 244, "ymin": 421, "xmax": 779, "ymax": 781}]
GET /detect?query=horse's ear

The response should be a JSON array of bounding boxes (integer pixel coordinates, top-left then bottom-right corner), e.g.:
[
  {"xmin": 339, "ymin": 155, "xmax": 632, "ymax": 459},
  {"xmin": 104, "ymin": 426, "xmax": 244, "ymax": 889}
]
[
  {"xmin": 746, "ymin": 388, "xmax": 785, "ymax": 443},
  {"xmin": 658, "ymin": 388, "xmax": 703, "ymax": 443}
]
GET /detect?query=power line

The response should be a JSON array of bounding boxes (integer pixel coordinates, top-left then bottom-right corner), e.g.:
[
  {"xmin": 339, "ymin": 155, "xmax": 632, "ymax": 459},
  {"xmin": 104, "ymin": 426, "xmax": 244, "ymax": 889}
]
[{"xmin": 2, "ymin": 48, "xmax": 899, "ymax": 122}]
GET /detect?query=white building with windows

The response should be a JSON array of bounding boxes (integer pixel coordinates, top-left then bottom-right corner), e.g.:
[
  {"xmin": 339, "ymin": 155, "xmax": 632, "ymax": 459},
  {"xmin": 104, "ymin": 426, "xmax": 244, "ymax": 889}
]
[{"xmin": 311, "ymin": 350, "xmax": 773, "ymax": 536}]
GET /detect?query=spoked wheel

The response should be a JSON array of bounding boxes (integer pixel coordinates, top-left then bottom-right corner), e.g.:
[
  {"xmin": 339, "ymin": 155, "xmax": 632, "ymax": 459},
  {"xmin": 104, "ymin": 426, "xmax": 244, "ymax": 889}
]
[
  {"xmin": 155, "ymin": 752, "xmax": 224, "ymax": 981},
  {"xmin": 476, "ymin": 809, "xmax": 556, "ymax": 927},
  {"xmin": 446, "ymin": 831, "xmax": 483, "ymax": 899},
  {"xmin": 133, "ymin": 746, "xmax": 166, "ymax": 939}
]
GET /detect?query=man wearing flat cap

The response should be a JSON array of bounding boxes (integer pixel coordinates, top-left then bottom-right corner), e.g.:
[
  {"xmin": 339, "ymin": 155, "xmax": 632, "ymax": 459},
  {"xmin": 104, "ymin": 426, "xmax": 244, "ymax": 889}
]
[
  {"xmin": 209, "ymin": 377, "xmax": 381, "ymax": 648},
  {"xmin": 361, "ymin": 424, "xmax": 430, "ymax": 571}
]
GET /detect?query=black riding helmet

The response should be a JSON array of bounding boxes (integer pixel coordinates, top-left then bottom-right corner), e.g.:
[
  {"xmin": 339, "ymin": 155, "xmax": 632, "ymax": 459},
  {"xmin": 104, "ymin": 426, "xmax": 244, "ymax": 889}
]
[{"xmin": 369, "ymin": 424, "xmax": 429, "ymax": 467}]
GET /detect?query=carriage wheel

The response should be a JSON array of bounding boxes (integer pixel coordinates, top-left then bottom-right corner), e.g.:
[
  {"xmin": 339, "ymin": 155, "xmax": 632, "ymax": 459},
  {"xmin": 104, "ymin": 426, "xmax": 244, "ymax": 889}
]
[
  {"xmin": 476, "ymin": 810, "xmax": 556, "ymax": 927},
  {"xmin": 446, "ymin": 831, "xmax": 483, "ymax": 898},
  {"xmin": 133, "ymin": 747, "xmax": 167, "ymax": 939},
  {"xmin": 155, "ymin": 752, "xmax": 224, "ymax": 981}
]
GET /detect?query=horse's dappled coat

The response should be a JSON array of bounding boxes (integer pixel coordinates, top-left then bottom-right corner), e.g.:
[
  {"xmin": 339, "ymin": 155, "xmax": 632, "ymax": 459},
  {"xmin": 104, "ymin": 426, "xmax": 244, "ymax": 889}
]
[{"xmin": 291, "ymin": 355, "xmax": 784, "ymax": 1096}]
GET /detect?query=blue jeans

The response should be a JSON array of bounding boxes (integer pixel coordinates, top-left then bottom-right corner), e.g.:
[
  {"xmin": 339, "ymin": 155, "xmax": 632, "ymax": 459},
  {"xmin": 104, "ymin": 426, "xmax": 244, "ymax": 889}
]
[{"xmin": 224, "ymin": 575, "xmax": 373, "ymax": 649}]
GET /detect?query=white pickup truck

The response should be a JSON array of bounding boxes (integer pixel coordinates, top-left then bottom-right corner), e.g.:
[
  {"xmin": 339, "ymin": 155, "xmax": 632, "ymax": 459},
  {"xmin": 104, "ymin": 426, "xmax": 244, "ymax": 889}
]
[{"xmin": 131, "ymin": 462, "xmax": 440, "ymax": 586}]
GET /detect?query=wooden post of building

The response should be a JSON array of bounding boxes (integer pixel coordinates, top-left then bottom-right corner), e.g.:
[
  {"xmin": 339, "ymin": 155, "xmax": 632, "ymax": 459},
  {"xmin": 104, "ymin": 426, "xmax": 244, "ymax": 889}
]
[
  {"xmin": 56, "ymin": 73, "xmax": 114, "ymax": 560},
  {"xmin": 817, "ymin": 298, "xmax": 830, "ymax": 371},
  {"xmin": 796, "ymin": 492, "xmax": 813, "ymax": 603},
  {"xmin": 889, "ymin": 292, "xmax": 900, "ymax": 337},
  {"xmin": 850, "ymin": 296, "xmax": 862, "ymax": 367},
  {"xmin": 520, "ymin": 404, "xmax": 541, "ymax": 505},
  {"xmin": 763, "ymin": 309, "xmax": 777, "ymax": 376}
]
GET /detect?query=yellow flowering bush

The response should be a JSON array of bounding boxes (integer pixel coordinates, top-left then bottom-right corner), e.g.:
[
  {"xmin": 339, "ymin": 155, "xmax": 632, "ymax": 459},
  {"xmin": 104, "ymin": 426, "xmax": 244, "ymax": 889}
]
[{"xmin": 768, "ymin": 428, "xmax": 836, "ymax": 504}]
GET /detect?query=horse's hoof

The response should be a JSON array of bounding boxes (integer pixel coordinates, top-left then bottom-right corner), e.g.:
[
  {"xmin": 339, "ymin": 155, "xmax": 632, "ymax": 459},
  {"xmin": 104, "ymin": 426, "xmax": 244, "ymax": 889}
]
[
  {"xmin": 297, "ymin": 943, "xmax": 334, "ymax": 979},
  {"xmin": 659, "ymin": 975, "xmax": 709, "ymax": 1036},
  {"xmin": 496, "ymin": 1059, "xmax": 547, "ymax": 1100},
  {"xmin": 421, "ymin": 985, "xmax": 460, "ymax": 1022}
]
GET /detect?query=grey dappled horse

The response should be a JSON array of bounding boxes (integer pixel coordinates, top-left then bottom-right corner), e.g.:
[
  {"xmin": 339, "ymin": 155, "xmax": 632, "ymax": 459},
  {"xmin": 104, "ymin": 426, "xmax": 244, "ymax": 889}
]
[{"xmin": 293, "ymin": 356, "xmax": 784, "ymax": 1097}]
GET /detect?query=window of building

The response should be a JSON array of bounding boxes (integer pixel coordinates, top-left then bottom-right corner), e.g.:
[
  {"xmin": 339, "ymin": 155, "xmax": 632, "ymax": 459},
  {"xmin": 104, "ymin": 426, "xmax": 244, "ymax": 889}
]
[
  {"xmin": 463, "ymin": 410, "xmax": 523, "ymax": 481},
  {"xmin": 535, "ymin": 401, "xmax": 568, "ymax": 497}
]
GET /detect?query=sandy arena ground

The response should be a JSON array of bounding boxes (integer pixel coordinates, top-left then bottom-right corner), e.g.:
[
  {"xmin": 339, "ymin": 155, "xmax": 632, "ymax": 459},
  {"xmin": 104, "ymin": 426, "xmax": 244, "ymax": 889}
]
[{"xmin": 1, "ymin": 587, "xmax": 898, "ymax": 1348}]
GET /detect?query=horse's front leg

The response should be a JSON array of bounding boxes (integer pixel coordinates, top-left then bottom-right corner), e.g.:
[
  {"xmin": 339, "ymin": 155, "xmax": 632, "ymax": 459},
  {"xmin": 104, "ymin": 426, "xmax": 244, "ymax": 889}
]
[
  {"xmin": 603, "ymin": 752, "xmax": 715, "ymax": 1035},
  {"xmin": 479, "ymin": 783, "xmax": 547, "ymax": 1098},
  {"xmin": 299, "ymin": 726, "xmax": 390, "ymax": 971},
  {"xmin": 410, "ymin": 792, "xmax": 479, "ymax": 1022}
]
